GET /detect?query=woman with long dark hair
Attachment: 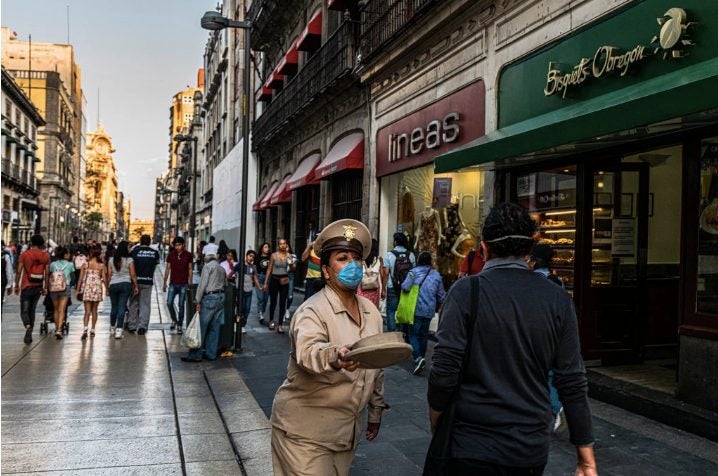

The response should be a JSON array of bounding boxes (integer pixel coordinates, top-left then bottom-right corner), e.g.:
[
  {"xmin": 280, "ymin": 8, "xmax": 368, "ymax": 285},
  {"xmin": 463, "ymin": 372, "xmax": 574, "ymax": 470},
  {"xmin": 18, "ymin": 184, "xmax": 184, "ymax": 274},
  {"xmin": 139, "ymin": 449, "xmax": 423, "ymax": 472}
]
[
  {"xmin": 255, "ymin": 242, "xmax": 271, "ymax": 325},
  {"xmin": 106, "ymin": 240, "xmax": 135, "ymax": 339},
  {"xmin": 77, "ymin": 246, "xmax": 106, "ymax": 340},
  {"xmin": 263, "ymin": 238, "xmax": 294, "ymax": 333}
]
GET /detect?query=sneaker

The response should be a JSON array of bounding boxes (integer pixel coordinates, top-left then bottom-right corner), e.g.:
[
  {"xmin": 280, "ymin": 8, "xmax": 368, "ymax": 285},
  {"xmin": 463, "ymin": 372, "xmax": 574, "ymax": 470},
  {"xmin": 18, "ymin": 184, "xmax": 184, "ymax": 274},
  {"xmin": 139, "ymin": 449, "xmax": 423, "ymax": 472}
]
[
  {"xmin": 55, "ymin": 331, "xmax": 63, "ymax": 340},
  {"xmin": 114, "ymin": 328, "xmax": 124, "ymax": 339},
  {"xmin": 23, "ymin": 327, "xmax": 32, "ymax": 344},
  {"xmin": 177, "ymin": 327, "xmax": 183, "ymax": 335},
  {"xmin": 241, "ymin": 326, "xmax": 247, "ymax": 334},
  {"xmin": 412, "ymin": 357, "xmax": 426, "ymax": 376},
  {"xmin": 170, "ymin": 321, "xmax": 177, "ymax": 330},
  {"xmin": 110, "ymin": 326, "xmax": 116, "ymax": 335},
  {"xmin": 90, "ymin": 328, "xmax": 96, "ymax": 338},
  {"xmin": 284, "ymin": 310, "xmax": 290, "ymax": 320},
  {"xmin": 81, "ymin": 330, "xmax": 88, "ymax": 340},
  {"xmin": 137, "ymin": 328, "xmax": 146, "ymax": 335}
]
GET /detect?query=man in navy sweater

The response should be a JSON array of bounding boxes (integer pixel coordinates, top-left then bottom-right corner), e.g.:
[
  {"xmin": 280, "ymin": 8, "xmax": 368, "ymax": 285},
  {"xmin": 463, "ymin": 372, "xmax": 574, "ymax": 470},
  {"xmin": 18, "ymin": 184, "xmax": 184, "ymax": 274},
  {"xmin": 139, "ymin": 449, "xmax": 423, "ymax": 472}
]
[{"xmin": 428, "ymin": 203, "xmax": 597, "ymax": 475}]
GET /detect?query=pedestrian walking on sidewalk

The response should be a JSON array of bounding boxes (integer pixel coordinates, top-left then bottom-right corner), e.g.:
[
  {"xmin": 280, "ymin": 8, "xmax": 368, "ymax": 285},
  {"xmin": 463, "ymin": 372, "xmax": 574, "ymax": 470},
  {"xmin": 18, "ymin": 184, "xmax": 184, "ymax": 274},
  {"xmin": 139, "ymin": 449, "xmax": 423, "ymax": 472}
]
[
  {"xmin": 301, "ymin": 240, "xmax": 322, "ymax": 301},
  {"xmin": 356, "ymin": 239, "xmax": 383, "ymax": 310},
  {"xmin": 127, "ymin": 235, "xmax": 160, "ymax": 335},
  {"xmin": 237, "ymin": 250, "xmax": 262, "ymax": 334},
  {"xmin": 48, "ymin": 246, "xmax": 74, "ymax": 339},
  {"xmin": 426, "ymin": 203, "xmax": 597, "ymax": 476},
  {"xmin": 182, "ymin": 250, "xmax": 227, "ymax": 362},
  {"xmin": 383, "ymin": 232, "xmax": 416, "ymax": 332},
  {"xmin": 255, "ymin": 242, "xmax": 271, "ymax": 325},
  {"xmin": 13, "ymin": 234, "xmax": 50, "ymax": 344},
  {"xmin": 163, "ymin": 237, "xmax": 193, "ymax": 334},
  {"xmin": 401, "ymin": 251, "xmax": 445, "ymax": 376},
  {"xmin": 2, "ymin": 240, "xmax": 15, "ymax": 305},
  {"xmin": 271, "ymin": 219, "xmax": 386, "ymax": 476},
  {"xmin": 284, "ymin": 244, "xmax": 297, "ymax": 322},
  {"xmin": 263, "ymin": 238, "xmax": 294, "ymax": 334},
  {"xmin": 77, "ymin": 247, "xmax": 106, "ymax": 340},
  {"xmin": 107, "ymin": 241, "xmax": 134, "ymax": 339}
]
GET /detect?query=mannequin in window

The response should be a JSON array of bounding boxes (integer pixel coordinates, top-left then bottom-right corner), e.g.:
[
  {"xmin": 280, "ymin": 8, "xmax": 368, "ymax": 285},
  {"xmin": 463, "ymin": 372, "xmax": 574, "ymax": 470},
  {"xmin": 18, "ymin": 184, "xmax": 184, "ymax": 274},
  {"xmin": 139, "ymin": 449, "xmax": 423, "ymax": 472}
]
[
  {"xmin": 415, "ymin": 206, "xmax": 443, "ymax": 257},
  {"xmin": 399, "ymin": 186, "xmax": 415, "ymax": 246},
  {"xmin": 443, "ymin": 199, "xmax": 464, "ymax": 252}
]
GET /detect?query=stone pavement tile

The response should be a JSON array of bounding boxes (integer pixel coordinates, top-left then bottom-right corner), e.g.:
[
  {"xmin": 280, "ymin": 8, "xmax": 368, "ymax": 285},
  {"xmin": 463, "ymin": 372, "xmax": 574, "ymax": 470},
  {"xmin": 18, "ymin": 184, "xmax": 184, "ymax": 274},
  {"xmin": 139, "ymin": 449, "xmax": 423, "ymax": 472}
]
[
  {"xmin": 1, "ymin": 383, "xmax": 174, "ymax": 402},
  {"xmin": 1, "ymin": 435, "xmax": 180, "ymax": 473},
  {"xmin": 174, "ymin": 395, "xmax": 219, "ymax": 414},
  {"xmin": 230, "ymin": 428, "xmax": 272, "ymax": 461},
  {"xmin": 351, "ymin": 441, "xmax": 421, "ymax": 476},
  {"xmin": 2, "ymin": 463, "xmax": 183, "ymax": 476},
  {"xmin": 224, "ymin": 408, "xmax": 271, "ymax": 434},
  {"xmin": 1, "ymin": 397, "xmax": 176, "ymax": 421},
  {"xmin": 241, "ymin": 453, "xmax": 274, "ymax": 476},
  {"xmin": 181, "ymin": 433, "xmax": 235, "ymax": 463},
  {"xmin": 377, "ymin": 422, "xmax": 429, "ymax": 442},
  {"xmin": 600, "ymin": 464, "xmax": 677, "ymax": 476},
  {"xmin": 185, "ymin": 459, "xmax": 242, "ymax": 475},
  {"xmin": 1, "ymin": 414, "xmax": 177, "ymax": 444},
  {"xmin": 215, "ymin": 391, "xmax": 264, "ymax": 412},
  {"xmin": 171, "ymin": 382, "xmax": 212, "ymax": 398},
  {"xmin": 178, "ymin": 412, "xmax": 225, "ymax": 435}
]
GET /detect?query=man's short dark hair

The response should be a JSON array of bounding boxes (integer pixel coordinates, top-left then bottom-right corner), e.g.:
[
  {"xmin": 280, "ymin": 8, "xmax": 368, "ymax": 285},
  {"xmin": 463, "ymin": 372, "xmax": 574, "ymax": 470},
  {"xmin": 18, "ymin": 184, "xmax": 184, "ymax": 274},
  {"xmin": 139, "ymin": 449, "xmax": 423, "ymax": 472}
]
[
  {"xmin": 140, "ymin": 234, "xmax": 151, "ymax": 246},
  {"xmin": 481, "ymin": 203, "xmax": 536, "ymax": 258},
  {"xmin": 393, "ymin": 232, "xmax": 408, "ymax": 248},
  {"xmin": 417, "ymin": 251, "xmax": 433, "ymax": 266},
  {"xmin": 246, "ymin": 250, "xmax": 256, "ymax": 257},
  {"xmin": 72, "ymin": 236, "xmax": 79, "ymax": 243},
  {"xmin": 209, "ymin": 236, "xmax": 216, "ymax": 243},
  {"xmin": 31, "ymin": 234, "xmax": 45, "ymax": 247},
  {"xmin": 173, "ymin": 237, "xmax": 185, "ymax": 245}
]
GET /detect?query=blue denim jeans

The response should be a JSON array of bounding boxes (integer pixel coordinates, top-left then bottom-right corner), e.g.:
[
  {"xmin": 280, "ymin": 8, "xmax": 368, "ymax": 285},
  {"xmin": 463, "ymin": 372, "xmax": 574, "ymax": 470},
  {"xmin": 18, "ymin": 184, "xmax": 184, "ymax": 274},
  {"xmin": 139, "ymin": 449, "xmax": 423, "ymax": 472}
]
[
  {"xmin": 188, "ymin": 293, "xmax": 225, "ymax": 360},
  {"xmin": 166, "ymin": 284, "xmax": 187, "ymax": 327},
  {"xmin": 240, "ymin": 290, "xmax": 252, "ymax": 327},
  {"xmin": 109, "ymin": 282, "xmax": 132, "ymax": 328},
  {"xmin": 409, "ymin": 315, "xmax": 432, "ymax": 361},
  {"xmin": 286, "ymin": 273, "xmax": 295, "ymax": 310},
  {"xmin": 385, "ymin": 287, "xmax": 399, "ymax": 332},
  {"xmin": 255, "ymin": 274, "xmax": 268, "ymax": 315},
  {"xmin": 548, "ymin": 370, "xmax": 562, "ymax": 415}
]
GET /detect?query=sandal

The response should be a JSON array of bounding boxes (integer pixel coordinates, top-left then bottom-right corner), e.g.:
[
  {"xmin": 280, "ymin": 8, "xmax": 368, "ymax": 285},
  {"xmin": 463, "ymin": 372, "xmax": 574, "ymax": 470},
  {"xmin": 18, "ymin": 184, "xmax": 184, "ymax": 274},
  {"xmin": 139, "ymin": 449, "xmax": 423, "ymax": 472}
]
[
  {"xmin": 277, "ymin": 326, "xmax": 285, "ymax": 334},
  {"xmin": 268, "ymin": 321, "xmax": 276, "ymax": 331},
  {"xmin": 81, "ymin": 330, "xmax": 88, "ymax": 341},
  {"xmin": 90, "ymin": 329, "xmax": 96, "ymax": 338}
]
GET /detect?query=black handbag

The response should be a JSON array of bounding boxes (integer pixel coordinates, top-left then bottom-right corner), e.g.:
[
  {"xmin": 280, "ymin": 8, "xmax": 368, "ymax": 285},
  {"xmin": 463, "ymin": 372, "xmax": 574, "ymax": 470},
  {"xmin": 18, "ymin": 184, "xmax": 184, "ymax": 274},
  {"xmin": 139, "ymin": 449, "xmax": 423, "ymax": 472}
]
[{"xmin": 423, "ymin": 276, "xmax": 479, "ymax": 476}]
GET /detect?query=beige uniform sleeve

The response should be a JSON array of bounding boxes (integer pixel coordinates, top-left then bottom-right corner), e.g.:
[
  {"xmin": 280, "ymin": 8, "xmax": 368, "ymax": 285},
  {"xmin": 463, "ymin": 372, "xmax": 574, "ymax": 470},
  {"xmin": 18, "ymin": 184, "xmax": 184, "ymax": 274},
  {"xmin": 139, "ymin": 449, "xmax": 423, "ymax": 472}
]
[
  {"xmin": 292, "ymin": 311, "xmax": 341, "ymax": 374},
  {"xmin": 367, "ymin": 369, "xmax": 386, "ymax": 423}
]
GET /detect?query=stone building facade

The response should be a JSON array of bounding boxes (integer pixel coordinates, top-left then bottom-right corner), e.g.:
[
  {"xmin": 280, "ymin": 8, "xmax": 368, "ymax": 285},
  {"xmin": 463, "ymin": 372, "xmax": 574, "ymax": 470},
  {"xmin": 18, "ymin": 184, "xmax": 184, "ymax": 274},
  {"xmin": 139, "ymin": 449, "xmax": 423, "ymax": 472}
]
[
  {"xmin": 84, "ymin": 124, "xmax": 121, "ymax": 240},
  {"xmin": 1, "ymin": 67, "xmax": 45, "ymax": 243}
]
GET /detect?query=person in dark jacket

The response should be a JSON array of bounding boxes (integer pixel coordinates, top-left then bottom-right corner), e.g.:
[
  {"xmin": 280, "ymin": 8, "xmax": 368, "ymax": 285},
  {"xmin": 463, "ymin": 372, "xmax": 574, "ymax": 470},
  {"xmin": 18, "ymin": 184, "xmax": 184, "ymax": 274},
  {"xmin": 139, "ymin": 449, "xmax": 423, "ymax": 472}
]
[
  {"xmin": 401, "ymin": 251, "xmax": 445, "ymax": 375},
  {"xmin": 427, "ymin": 203, "xmax": 597, "ymax": 476}
]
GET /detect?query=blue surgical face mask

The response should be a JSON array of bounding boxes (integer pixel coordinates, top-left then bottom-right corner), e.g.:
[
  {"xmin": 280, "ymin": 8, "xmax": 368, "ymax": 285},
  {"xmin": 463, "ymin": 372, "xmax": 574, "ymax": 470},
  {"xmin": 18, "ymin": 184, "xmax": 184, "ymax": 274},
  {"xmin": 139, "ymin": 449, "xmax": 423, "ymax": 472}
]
[{"xmin": 337, "ymin": 260, "xmax": 363, "ymax": 289}]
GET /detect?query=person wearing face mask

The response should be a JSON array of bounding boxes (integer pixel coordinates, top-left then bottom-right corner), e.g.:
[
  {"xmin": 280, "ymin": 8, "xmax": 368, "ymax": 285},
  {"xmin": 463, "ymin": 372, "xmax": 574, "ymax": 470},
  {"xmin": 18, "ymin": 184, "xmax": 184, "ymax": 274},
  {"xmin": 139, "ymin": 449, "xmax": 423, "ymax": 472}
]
[{"xmin": 270, "ymin": 219, "xmax": 387, "ymax": 476}]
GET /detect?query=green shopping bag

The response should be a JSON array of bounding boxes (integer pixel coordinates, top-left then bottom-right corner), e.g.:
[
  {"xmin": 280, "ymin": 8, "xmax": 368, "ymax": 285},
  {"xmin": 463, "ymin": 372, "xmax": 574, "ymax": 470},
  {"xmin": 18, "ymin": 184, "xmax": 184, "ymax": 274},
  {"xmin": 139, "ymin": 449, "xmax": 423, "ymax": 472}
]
[{"xmin": 395, "ymin": 271, "xmax": 429, "ymax": 325}]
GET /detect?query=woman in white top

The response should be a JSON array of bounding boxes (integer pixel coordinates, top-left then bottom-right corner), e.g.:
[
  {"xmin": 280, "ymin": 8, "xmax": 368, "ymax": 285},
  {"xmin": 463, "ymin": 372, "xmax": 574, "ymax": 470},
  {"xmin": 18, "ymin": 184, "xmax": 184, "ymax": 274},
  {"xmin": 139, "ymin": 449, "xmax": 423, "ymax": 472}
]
[{"xmin": 106, "ymin": 241, "xmax": 136, "ymax": 339}]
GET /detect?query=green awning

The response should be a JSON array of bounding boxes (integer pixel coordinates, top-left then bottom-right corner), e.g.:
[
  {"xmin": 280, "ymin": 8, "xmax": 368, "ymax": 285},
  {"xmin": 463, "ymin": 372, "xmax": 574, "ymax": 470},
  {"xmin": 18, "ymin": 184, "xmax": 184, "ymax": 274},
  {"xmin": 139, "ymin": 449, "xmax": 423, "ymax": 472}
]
[{"xmin": 435, "ymin": 57, "xmax": 718, "ymax": 173}]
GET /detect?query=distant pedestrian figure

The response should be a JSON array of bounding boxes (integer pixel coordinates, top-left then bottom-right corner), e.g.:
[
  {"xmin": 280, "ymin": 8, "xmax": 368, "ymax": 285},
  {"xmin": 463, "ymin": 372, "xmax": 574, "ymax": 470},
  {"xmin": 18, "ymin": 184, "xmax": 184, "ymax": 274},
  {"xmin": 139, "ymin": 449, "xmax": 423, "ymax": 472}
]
[
  {"xmin": 401, "ymin": 251, "xmax": 445, "ymax": 376},
  {"xmin": 14, "ymin": 234, "xmax": 50, "ymax": 344},
  {"xmin": 237, "ymin": 250, "xmax": 262, "ymax": 334},
  {"xmin": 127, "ymin": 235, "xmax": 160, "ymax": 335},
  {"xmin": 255, "ymin": 242, "xmax": 271, "ymax": 325},
  {"xmin": 48, "ymin": 246, "xmax": 74, "ymax": 339},
  {"xmin": 357, "ymin": 239, "xmax": 383, "ymax": 310},
  {"xmin": 77, "ymin": 247, "xmax": 106, "ymax": 340},
  {"xmin": 163, "ymin": 237, "xmax": 193, "ymax": 333},
  {"xmin": 107, "ymin": 241, "xmax": 134, "ymax": 340},
  {"xmin": 301, "ymin": 240, "xmax": 322, "ymax": 301},
  {"xmin": 263, "ymin": 238, "xmax": 294, "ymax": 334}
]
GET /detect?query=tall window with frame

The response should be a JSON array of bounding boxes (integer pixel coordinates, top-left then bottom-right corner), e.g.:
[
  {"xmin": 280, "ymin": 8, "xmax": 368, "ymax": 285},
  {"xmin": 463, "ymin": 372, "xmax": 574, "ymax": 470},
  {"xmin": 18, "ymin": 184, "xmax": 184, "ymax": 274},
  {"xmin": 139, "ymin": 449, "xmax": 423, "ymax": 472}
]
[{"xmin": 698, "ymin": 137, "xmax": 718, "ymax": 314}]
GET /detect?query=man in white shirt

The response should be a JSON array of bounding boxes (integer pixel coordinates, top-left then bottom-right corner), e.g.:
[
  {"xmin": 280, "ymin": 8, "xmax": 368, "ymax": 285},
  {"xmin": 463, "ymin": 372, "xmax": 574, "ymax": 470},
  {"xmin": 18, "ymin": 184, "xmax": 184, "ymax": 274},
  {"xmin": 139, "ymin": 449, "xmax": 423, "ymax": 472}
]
[{"xmin": 202, "ymin": 235, "xmax": 219, "ymax": 258}]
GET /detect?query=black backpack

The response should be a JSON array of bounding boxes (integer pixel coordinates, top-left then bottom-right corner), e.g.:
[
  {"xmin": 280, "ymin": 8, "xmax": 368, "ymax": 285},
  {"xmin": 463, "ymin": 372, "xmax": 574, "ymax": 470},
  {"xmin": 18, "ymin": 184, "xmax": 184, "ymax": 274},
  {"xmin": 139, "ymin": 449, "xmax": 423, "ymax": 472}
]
[{"xmin": 391, "ymin": 250, "xmax": 414, "ymax": 289}]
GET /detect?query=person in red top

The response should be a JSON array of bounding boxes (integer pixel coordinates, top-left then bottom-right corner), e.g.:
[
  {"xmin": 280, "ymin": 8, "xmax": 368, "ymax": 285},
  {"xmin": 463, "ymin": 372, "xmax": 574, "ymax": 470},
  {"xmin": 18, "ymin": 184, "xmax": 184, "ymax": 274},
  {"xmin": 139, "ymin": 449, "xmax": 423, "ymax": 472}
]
[
  {"xmin": 13, "ymin": 234, "xmax": 51, "ymax": 344},
  {"xmin": 162, "ymin": 237, "xmax": 194, "ymax": 333},
  {"xmin": 458, "ymin": 247, "xmax": 485, "ymax": 278}
]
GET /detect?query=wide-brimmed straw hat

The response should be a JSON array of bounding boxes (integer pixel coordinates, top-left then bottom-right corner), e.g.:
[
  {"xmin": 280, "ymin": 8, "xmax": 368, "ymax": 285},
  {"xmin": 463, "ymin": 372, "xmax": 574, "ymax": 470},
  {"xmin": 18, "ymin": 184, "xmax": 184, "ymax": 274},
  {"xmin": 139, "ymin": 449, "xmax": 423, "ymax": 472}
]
[{"xmin": 345, "ymin": 332, "xmax": 412, "ymax": 369}]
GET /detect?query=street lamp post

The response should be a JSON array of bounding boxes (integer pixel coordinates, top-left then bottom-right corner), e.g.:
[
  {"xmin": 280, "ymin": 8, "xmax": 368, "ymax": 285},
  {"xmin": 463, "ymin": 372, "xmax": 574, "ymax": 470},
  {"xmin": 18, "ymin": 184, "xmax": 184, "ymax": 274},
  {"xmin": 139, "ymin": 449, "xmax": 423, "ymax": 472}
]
[{"xmin": 201, "ymin": 9, "xmax": 251, "ymax": 352}]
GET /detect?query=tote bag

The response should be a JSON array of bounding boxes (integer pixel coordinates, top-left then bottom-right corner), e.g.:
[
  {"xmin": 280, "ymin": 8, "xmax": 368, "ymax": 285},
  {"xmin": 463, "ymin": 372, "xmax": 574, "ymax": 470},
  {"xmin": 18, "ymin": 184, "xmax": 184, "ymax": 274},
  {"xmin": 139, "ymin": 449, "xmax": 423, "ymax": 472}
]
[
  {"xmin": 181, "ymin": 312, "xmax": 202, "ymax": 349},
  {"xmin": 395, "ymin": 271, "xmax": 429, "ymax": 325}
]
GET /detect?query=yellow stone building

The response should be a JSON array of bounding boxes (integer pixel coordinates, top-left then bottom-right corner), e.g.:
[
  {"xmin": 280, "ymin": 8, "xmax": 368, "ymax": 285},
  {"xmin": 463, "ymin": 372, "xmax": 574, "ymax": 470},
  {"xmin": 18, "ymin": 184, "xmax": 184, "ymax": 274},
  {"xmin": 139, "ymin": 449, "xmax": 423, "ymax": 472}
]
[
  {"xmin": 129, "ymin": 219, "xmax": 154, "ymax": 243},
  {"xmin": 85, "ymin": 124, "xmax": 120, "ymax": 240},
  {"xmin": 168, "ymin": 86, "xmax": 201, "ymax": 169}
]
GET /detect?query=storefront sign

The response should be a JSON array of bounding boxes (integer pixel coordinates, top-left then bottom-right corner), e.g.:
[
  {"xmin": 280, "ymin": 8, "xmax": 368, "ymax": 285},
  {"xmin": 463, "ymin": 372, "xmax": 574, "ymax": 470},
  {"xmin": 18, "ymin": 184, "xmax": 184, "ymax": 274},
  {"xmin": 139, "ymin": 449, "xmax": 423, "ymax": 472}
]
[
  {"xmin": 432, "ymin": 178, "xmax": 452, "ymax": 208},
  {"xmin": 376, "ymin": 80, "xmax": 485, "ymax": 177},
  {"xmin": 612, "ymin": 219, "xmax": 636, "ymax": 256}
]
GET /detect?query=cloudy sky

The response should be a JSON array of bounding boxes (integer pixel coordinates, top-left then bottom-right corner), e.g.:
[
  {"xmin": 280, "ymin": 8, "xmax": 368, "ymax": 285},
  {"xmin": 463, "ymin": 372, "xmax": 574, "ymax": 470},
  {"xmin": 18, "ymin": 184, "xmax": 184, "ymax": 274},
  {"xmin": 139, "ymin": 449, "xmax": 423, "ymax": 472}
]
[{"xmin": 3, "ymin": 0, "xmax": 215, "ymax": 219}]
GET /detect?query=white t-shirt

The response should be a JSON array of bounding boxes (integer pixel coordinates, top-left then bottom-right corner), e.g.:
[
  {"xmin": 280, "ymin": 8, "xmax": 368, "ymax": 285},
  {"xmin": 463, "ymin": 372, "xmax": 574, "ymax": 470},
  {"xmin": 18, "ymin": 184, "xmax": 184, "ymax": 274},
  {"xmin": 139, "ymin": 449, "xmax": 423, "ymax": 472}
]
[{"xmin": 202, "ymin": 243, "xmax": 219, "ymax": 257}]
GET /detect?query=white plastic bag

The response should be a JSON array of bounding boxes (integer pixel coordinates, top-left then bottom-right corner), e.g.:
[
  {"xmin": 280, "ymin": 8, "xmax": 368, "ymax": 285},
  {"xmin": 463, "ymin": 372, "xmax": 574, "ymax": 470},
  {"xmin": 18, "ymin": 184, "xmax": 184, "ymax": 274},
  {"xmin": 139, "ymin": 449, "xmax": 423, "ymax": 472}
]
[{"xmin": 181, "ymin": 312, "xmax": 202, "ymax": 349}]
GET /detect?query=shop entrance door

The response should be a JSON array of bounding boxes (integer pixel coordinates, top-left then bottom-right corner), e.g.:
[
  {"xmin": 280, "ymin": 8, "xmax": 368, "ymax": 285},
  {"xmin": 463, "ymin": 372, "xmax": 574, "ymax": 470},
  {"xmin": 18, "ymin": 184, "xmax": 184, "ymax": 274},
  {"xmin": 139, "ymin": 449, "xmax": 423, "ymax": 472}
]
[{"xmin": 582, "ymin": 163, "xmax": 649, "ymax": 365}]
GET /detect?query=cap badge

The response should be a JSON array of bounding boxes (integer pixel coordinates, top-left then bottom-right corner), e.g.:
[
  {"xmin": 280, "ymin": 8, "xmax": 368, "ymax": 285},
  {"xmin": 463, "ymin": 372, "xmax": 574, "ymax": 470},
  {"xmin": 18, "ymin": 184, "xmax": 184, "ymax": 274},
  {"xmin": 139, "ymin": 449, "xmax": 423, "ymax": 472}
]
[{"xmin": 342, "ymin": 225, "xmax": 357, "ymax": 240}]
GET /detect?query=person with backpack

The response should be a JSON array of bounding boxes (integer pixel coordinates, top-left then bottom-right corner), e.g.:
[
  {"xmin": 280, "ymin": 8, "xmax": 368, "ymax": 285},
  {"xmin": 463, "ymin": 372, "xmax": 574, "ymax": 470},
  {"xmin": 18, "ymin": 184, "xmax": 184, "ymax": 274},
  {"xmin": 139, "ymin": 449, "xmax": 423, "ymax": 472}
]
[
  {"xmin": 13, "ymin": 234, "xmax": 51, "ymax": 344},
  {"xmin": 48, "ymin": 246, "xmax": 75, "ymax": 339},
  {"xmin": 357, "ymin": 239, "xmax": 383, "ymax": 310},
  {"xmin": 382, "ymin": 232, "xmax": 415, "ymax": 332},
  {"xmin": 72, "ymin": 248, "xmax": 88, "ymax": 289},
  {"xmin": 401, "ymin": 251, "xmax": 446, "ymax": 375},
  {"xmin": 528, "ymin": 242, "xmax": 567, "ymax": 432}
]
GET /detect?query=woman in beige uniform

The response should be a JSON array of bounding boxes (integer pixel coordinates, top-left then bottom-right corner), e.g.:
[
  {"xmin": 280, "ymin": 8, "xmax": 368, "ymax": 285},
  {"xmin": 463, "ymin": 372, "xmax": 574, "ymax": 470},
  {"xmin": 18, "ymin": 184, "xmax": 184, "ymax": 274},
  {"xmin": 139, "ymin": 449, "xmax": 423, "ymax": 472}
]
[{"xmin": 270, "ymin": 219, "xmax": 387, "ymax": 476}]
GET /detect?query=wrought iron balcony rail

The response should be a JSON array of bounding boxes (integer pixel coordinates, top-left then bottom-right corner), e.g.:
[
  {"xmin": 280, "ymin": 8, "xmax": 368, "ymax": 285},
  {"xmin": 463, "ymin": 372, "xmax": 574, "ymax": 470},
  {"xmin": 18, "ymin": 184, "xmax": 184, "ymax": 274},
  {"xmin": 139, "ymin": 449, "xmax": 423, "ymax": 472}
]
[
  {"xmin": 253, "ymin": 21, "xmax": 357, "ymax": 149},
  {"xmin": 248, "ymin": 0, "xmax": 303, "ymax": 52},
  {"xmin": 359, "ymin": 0, "xmax": 440, "ymax": 63},
  {"xmin": 2, "ymin": 159, "xmax": 38, "ymax": 192}
]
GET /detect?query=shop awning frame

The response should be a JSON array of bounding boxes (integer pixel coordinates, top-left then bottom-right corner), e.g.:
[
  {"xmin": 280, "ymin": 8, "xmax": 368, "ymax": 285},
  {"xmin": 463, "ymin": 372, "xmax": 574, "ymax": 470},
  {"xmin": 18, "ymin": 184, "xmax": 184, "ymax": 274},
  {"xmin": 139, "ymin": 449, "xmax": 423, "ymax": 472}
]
[
  {"xmin": 256, "ymin": 86, "xmax": 273, "ymax": 102},
  {"xmin": 258, "ymin": 181, "xmax": 280, "ymax": 210},
  {"xmin": 435, "ymin": 58, "xmax": 718, "ymax": 173},
  {"xmin": 269, "ymin": 174, "xmax": 293, "ymax": 206},
  {"xmin": 286, "ymin": 152, "xmax": 322, "ymax": 191},
  {"xmin": 253, "ymin": 184, "xmax": 271, "ymax": 211},
  {"xmin": 266, "ymin": 71, "xmax": 285, "ymax": 90},
  {"xmin": 316, "ymin": 132, "xmax": 364, "ymax": 179},
  {"xmin": 297, "ymin": 9, "xmax": 322, "ymax": 52},
  {"xmin": 277, "ymin": 38, "xmax": 299, "ymax": 76}
]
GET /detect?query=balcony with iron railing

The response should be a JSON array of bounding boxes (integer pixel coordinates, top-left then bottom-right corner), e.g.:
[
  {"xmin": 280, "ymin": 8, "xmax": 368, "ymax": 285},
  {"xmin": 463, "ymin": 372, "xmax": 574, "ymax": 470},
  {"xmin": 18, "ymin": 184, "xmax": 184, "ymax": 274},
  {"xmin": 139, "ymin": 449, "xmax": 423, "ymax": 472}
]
[
  {"xmin": 2, "ymin": 159, "xmax": 39, "ymax": 193},
  {"xmin": 248, "ymin": 0, "xmax": 304, "ymax": 52},
  {"xmin": 359, "ymin": 0, "xmax": 441, "ymax": 63},
  {"xmin": 252, "ymin": 21, "xmax": 358, "ymax": 150}
]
